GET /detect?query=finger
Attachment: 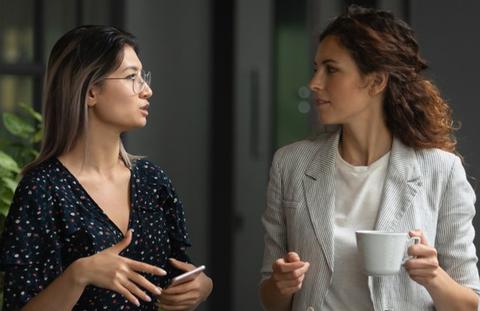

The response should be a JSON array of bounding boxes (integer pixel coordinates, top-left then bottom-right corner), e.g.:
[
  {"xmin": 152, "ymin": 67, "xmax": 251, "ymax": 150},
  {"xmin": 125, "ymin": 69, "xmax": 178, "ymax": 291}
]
[
  {"xmin": 273, "ymin": 263, "xmax": 310, "ymax": 281},
  {"xmin": 274, "ymin": 260, "xmax": 306, "ymax": 273},
  {"xmin": 407, "ymin": 268, "xmax": 439, "ymax": 278},
  {"xmin": 285, "ymin": 252, "xmax": 300, "ymax": 263},
  {"xmin": 123, "ymin": 279, "xmax": 152, "ymax": 302},
  {"xmin": 169, "ymin": 258, "xmax": 195, "ymax": 272},
  {"xmin": 404, "ymin": 257, "xmax": 439, "ymax": 270},
  {"xmin": 163, "ymin": 280, "xmax": 196, "ymax": 294},
  {"xmin": 407, "ymin": 244, "xmax": 437, "ymax": 258},
  {"xmin": 275, "ymin": 275, "xmax": 304, "ymax": 289},
  {"xmin": 125, "ymin": 258, "xmax": 167, "ymax": 276},
  {"xmin": 409, "ymin": 229, "xmax": 429, "ymax": 245},
  {"xmin": 114, "ymin": 282, "xmax": 141, "ymax": 307},
  {"xmin": 110, "ymin": 229, "xmax": 133, "ymax": 254},
  {"xmin": 128, "ymin": 271, "xmax": 163, "ymax": 296}
]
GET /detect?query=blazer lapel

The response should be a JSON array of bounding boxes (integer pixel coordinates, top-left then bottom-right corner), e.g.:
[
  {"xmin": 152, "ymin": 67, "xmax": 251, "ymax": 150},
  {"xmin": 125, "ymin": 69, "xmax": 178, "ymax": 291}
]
[
  {"xmin": 374, "ymin": 137, "xmax": 422, "ymax": 231},
  {"xmin": 303, "ymin": 131, "xmax": 340, "ymax": 272}
]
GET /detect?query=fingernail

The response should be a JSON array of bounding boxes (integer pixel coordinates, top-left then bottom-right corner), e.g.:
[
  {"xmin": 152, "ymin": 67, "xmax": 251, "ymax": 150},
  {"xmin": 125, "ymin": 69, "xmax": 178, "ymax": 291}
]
[
  {"xmin": 156, "ymin": 287, "xmax": 162, "ymax": 295},
  {"xmin": 134, "ymin": 298, "xmax": 140, "ymax": 306},
  {"xmin": 145, "ymin": 294, "xmax": 151, "ymax": 302},
  {"xmin": 158, "ymin": 268, "xmax": 167, "ymax": 275}
]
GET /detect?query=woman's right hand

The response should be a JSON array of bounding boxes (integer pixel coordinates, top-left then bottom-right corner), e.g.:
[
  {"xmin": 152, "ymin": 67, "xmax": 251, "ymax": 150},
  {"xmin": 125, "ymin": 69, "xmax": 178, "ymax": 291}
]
[
  {"xmin": 72, "ymin": 229, "xmax": 166, "ymax": 306},
  {"xmin": 270, "ymin": 252, "xmax": 310, "ymax": 296}
]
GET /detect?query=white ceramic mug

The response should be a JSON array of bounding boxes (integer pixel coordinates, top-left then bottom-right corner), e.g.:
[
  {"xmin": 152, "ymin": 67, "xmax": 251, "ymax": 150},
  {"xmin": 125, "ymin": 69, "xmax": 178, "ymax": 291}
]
[{"xmin": 355, "ymin": 230, "xmax": 421, "ymax": 276}]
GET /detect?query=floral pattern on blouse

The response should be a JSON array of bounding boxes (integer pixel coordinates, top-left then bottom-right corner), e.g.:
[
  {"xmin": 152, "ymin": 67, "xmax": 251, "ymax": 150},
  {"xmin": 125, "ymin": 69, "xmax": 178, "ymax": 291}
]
[{"xmin": 0, "ymin": 158, "xmax": 191, "ymax": 310}]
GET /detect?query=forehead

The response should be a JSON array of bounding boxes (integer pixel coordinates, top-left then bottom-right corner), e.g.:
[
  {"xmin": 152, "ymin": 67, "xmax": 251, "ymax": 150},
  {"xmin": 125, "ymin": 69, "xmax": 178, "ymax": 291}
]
[
  {"xmin": 117, "ymin": 45, "xmax": 142, "ymax": 70},
  {"xmin": 315, "ymin": 35, "xmax": 353, "ymax": 63}
]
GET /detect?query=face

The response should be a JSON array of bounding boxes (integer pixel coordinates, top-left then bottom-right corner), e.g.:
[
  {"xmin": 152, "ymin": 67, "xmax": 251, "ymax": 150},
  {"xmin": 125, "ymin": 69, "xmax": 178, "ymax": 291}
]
[
  {"xmin": 88, "ymin": 45, "xmax": 153, "ymax": 132},
  {"xmin": 309, "ymin": 35, "xmax": 382, "ymax": 125}
]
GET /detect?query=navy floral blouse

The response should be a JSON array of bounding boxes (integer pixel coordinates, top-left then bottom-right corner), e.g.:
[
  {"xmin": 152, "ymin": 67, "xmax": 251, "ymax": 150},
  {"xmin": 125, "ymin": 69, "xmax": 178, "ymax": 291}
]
[{"xmin": 0, "ymin": 158, "xmax": 191, "ymax": 310}]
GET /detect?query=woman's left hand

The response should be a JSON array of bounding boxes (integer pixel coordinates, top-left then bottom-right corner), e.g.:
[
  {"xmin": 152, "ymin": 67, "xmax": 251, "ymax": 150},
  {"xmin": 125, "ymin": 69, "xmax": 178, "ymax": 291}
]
[
  {"xmin": 156, "ymin": 258, "xmax": 213, "ymax": 311},
  {"xmin": 404, "ymin": 229, "xmax": 441, "ymax": 289}
]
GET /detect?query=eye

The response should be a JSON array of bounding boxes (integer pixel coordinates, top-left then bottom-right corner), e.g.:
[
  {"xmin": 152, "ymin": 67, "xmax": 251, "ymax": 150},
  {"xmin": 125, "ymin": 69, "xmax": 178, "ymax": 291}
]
[
  {"xmin": 326, "ymin": 66, "xmax": 338, "ymax": 74},
  {"xmin": 126, "ymin": 74, "xmax": 137, "ymax": 80}
]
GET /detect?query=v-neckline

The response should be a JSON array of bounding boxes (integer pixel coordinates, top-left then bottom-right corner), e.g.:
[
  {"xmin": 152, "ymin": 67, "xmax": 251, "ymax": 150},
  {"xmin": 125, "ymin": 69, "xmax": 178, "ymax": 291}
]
[{"xmin": 54, "ymin": 158, "xmax": 135, "ymax": 238}]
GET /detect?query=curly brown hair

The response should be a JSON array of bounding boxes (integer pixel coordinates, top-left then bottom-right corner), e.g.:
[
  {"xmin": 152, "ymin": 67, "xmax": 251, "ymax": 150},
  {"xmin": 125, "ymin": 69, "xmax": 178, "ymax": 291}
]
[{"xmin": 319, "ymin": 5, "xmax": 457, "ymax": 153}]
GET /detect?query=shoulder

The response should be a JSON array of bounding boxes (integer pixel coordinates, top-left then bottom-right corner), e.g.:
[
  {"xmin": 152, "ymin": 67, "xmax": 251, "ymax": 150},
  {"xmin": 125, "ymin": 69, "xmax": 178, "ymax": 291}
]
[
  {"xmin": 132, "ymin": 158, "xmax": 174, "ymax": 188},
  {"xmin": 414, "ymin": 147, "xmax": 461, "ymax": 177},
  {"xmin": 16, "ymin": 158, "xmax": 60, "ymax": 198},
  {"xmin": 272, "ymin": 132, "xmax": 334, "ymax": 169}
]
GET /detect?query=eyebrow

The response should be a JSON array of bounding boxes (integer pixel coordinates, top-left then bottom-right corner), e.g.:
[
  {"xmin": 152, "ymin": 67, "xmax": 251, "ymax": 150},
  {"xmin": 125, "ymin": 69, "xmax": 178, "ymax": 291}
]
[
  {"xmin": 121, "ymin": 66, "xmax": 141, "ymax": 73},
  {"xmin": 313, "ymin": 59, "xmax": 339, "ymax": 66}
]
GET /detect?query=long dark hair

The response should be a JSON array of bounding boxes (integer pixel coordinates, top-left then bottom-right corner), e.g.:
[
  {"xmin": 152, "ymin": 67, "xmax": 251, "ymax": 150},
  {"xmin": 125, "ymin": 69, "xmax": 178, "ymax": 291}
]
[
  {"xmin": 320, "ymin": 5, "xmax": 457, "ymax": 153},
  {"xmin": 23, "ymin": 25, "xmax": 139, "ymax": 174}
]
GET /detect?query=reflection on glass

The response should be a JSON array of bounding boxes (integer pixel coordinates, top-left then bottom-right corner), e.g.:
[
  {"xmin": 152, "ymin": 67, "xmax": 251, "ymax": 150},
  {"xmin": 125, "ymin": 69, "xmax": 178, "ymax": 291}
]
[
  {"xmin": 0, "ymin": 75, "xmax": 33, "ymax": 112},
  {"xmin": 0, "ymin": 0, "xmax": 34, "ymax": 63}
]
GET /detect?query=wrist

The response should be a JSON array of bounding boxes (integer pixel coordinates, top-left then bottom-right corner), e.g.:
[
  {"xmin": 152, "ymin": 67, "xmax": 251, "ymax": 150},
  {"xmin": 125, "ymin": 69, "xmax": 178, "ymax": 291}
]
[{"xmin": 67, "ymin": 257, "xmax": 90, "ymax": 288}]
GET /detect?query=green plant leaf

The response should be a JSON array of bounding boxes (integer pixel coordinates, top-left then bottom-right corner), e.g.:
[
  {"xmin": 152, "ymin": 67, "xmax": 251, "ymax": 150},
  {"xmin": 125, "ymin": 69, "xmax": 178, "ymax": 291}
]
[
  {"xmin": 0, "ymin": 201, "xmax": 10, "ymax": 217},
  {"xmin": 3, "ymin": 112, "xmax": 35, "ymax": 139},
  {"xmin": 1, "ymin": 177, "xmax": 17, "ymax": 193},
  {"xmin": 0, "ymin": 151, "xmax": 20, "ymax": 173},
  {"xmin": 19, "ymin": 102, "xmax": 42, "ymax": 122}
]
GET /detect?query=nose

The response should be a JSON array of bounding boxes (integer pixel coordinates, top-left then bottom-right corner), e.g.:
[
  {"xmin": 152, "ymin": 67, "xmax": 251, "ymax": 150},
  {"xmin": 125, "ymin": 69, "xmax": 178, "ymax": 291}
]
[
  {"xmin": 140, "ymin": 83, "xmax": 153, "ymax": 99},
  {"xmin": 309, "ymin": 70, "xmax": 324, "ymax": 92}
]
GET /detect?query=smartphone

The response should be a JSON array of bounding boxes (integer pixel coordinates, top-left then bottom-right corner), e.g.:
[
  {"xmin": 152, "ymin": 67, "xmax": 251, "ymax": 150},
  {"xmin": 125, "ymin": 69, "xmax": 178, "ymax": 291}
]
[{"xmin": 167, "ymin": 265, "xmax": 206, "ymax": 287}]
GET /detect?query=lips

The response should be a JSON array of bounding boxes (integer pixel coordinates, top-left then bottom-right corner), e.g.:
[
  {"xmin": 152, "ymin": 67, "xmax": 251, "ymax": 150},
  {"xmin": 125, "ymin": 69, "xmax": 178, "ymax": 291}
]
[
  {"xmin": 314, "ymin": 97, "xmax": 331, "ymax": 106},
  {"xmin": 140, "ymin": 103, "xmax": 150, "ymax": 116}
]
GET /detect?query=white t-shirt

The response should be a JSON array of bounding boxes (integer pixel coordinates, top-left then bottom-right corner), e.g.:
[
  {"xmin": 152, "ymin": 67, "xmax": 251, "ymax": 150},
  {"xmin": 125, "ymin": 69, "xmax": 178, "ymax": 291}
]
[{"xmin": 323, "ymin": 147, "xmax": 391, "ymax": 311}]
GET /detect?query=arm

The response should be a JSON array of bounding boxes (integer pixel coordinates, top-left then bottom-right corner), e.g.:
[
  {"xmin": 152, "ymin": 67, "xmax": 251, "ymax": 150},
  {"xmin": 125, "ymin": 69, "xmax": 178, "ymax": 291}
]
[
  {"xmin": 405, "ymin": 157, "xmax": 480, "ymax": 311},
  {"xmin": 156, "ymin": 172, "xmax": 212, "ymax": 310},
  {"xmin": 18, "ymin": 260, "xmax": 86, "ymax": 311},
  {"xmin": 18, "ymin": 230, "xmax": 166, "ymax": 310},
  {"xmin": 259, "ymin": 154, "xmax": 309, "ymax": 311}
]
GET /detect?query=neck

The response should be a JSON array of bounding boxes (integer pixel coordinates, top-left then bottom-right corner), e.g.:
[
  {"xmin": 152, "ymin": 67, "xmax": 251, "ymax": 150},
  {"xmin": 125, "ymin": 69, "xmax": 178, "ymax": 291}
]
[
  {"xmin": 339, "ymin": 114, "xmax": 392, "ymax": 166},
  {"xmin": 58, "ymin": 119, "xmax": 124, "ymax": 177}
]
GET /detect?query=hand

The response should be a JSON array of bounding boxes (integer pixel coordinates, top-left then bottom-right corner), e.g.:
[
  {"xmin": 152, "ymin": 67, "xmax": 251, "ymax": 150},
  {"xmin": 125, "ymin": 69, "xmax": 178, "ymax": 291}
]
[
  {"xmin": 73, "ymin": 229, "xmax": 166, "ymax": 306},
  {"xmin": 156, "ymin": 258, "xmax": 213, "ymax": 311},
  {"xmin": 404, "ymin": 229, "xmax": 441, "ymax": 288},
  {"xmin": 270, "ymin": 252, "xmax": 310, "ymax": 296}
]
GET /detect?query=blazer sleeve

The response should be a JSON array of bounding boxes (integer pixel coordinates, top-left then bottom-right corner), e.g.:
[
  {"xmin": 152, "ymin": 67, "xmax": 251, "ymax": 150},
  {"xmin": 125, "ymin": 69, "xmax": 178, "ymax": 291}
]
[
  {"xmin": 260, "ymin": 151, "xmax": 287, "ymax": 283},
  {"xmin": 435, "ymin": 156, "xmax": 480, "ymax": 295}
]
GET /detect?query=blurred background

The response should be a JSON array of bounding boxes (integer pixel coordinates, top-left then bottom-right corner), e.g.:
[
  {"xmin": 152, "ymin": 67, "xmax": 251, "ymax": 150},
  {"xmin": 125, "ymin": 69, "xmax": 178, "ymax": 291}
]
[{"xmin": 0, "ymin": 0, "xmax": 479, "ymax": 310}]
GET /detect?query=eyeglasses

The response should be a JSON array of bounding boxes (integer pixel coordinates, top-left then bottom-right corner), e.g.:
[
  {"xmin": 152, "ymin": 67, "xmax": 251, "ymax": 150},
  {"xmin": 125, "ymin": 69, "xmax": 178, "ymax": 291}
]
[{"xmin": 103, "ymin": 70, "xmax": 151, "ymax": 94}]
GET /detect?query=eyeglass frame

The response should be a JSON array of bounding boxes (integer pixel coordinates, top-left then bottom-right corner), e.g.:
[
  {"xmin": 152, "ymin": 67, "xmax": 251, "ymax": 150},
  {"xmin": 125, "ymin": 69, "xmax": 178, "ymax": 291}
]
[{"xmin": 102, "ymin": 70, "xmax": 151, "ymax": 94}]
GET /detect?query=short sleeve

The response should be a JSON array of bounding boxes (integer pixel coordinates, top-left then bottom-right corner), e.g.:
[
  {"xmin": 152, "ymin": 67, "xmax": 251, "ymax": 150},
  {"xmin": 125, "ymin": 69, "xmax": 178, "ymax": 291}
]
[{"xmin": 0, "ymin": 175, "xmax": 62, "ymax": 310}]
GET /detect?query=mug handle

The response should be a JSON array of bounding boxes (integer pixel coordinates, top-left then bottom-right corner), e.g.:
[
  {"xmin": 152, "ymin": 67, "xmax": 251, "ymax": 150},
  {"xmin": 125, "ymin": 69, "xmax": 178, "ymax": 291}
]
[{"xmin": 402, "ymin": 236, "xmax": 421, "ymax": 264}]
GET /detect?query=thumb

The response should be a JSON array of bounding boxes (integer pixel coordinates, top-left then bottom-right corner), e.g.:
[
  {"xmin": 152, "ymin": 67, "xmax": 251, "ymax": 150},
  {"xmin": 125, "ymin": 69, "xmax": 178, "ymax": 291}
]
[
  {"xmin": 169, "ymin": 258, "xmax": 195, "ymax": 272},
  {"xmin": 409, "ymin": 229, "xmax": 429, "ymax": 246},
  {"xmin": 110, "ymin": 229, "xmax": 133, "ymax": 254},
  {"xmin": 285, "ymin": 251, "xmax": 301, "ymax": 263}
]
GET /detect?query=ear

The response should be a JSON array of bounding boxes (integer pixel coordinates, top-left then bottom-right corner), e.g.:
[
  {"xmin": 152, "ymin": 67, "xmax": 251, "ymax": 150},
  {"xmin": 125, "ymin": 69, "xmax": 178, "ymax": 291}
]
[
  {"xmin": 86, "ymin": 85, "xmax": 99, "ymax": 107},
  {"xmin": 368, "ymin": 72, "xmax": 388, "ymax": 96}
]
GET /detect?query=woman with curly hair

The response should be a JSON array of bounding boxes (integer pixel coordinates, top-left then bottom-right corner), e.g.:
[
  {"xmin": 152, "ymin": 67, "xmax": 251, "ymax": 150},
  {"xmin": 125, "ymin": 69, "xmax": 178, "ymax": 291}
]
[{"xmin": 260, "ymin": 5, "xmax": 479, "ymax": 311}]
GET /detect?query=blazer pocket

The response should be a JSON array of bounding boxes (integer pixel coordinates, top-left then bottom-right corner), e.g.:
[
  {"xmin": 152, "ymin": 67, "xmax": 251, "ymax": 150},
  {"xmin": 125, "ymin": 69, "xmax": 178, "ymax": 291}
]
[{"xmin": 282, "ymin": 200, "xmax": 300, "ymax": 209}]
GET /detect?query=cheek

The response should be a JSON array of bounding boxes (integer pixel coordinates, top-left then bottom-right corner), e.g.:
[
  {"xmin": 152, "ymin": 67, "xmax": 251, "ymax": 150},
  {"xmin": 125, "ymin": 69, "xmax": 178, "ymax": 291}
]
[{"xmin": 95, "ymin": 96, "xmax": 135, "ymax": 122}]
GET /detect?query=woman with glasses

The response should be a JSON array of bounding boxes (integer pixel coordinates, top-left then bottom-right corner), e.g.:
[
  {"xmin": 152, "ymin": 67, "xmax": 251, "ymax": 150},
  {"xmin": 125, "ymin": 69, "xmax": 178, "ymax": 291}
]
[{"xmin": 0, "ymin": 25, "xmax": 212, "ymax": 310}]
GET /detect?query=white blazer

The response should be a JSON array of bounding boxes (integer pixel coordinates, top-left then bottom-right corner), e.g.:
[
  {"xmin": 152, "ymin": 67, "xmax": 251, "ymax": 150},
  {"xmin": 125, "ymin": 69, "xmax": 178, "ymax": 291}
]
[{"xmin": 261, "ymin": 130, "xmax": 480, "ymax": 311}]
